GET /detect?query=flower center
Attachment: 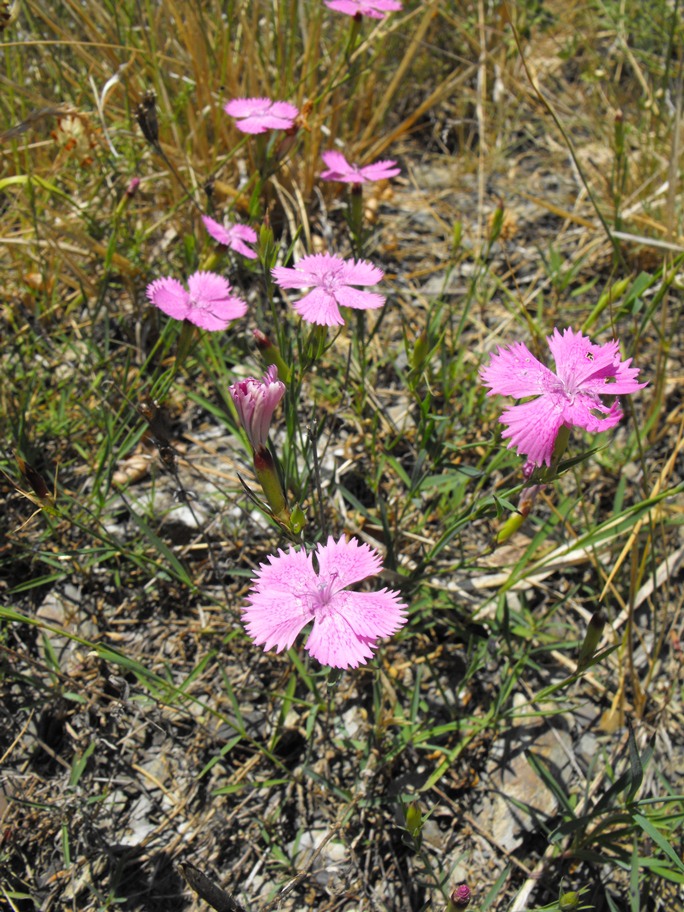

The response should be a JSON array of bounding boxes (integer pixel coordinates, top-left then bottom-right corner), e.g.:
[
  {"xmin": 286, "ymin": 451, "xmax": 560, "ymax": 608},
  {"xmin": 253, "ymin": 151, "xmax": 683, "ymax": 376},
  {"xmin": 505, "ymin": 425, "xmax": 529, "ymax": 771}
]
[
  {"xmin": 188, "ymin": 293, "xmax": 209, "ymax": 312},
  {"xmin": 312, "ymin": 572, "xmax": 339, "ymax": 614},
  {"xmin": 321, "ymin": 271, "xmax": 342, "ymax": 294}
]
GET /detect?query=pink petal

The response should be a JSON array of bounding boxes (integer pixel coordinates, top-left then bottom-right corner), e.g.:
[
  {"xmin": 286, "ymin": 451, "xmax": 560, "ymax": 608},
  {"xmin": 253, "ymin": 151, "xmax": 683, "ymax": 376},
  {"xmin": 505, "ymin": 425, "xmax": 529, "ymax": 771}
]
[
  {"xmin": 305, "ymin": 611, "xmax": 378, "ymax": 668},
  {"xmin": 252, "ymin": 546, "xmax": 319, "ymax": 596},
  {"xmin": 202, "ymin": 214, "xmax": 231, "ymax": 244},
  {"xmin": 561, "ymin": 394, "xmax": 623, "ymax": 434},
  {"xmin": 324, "ymin": 0, "xmax": 402, "ymax": 18},
  {"xmin": 243, "ymin": 596, "xmax": 314, "ymax": 654},
  {"xmin": 321, "ymin": 150, "xmax": 365, "ymax": 182},
  {"xmin": 339, "ymin": 258, "xmax": 384, "ymax": 286},
  {"xmin": 243, "ymin": 547, "xmax": 318, "ymax": 653},
  {"xmin": 548, "ymin": 328, "xmax": 614, "ymax": 387},
  {"xmin": 330, "ymin": 589, "xmax": 408, "ymax": 639},
  {"xmin": 321, "ymin": 149, "xmax": 353, "ymax": 175},
  {"xmin": 186, "ymin": 271, "xmax": 248, "ymax": 331},
  {"xmin": 225, "ymin": 98, "xmax": 267, "ymax": 117},
  {"xmin": 359, "ymin": 159, "xmax": 400, "ymax": 181},
  {"xmin": 306, "ymin": 587, "xmax": 407, "ymax": 668},
  {"xmin": 315, "ymin": 535, "xmax": 383, "ymax": 588},
  {"xmin": 229, "ymin": 237, "xmax": 258, "ymax": 259},
  {"xmin": 332, "ymin": 286, "xmax": 386, "ymax": 311},
  {"xmin": 268, "ymin": 101, "xmax": 300, "ymax": 121},
  {"xmin": 480, "ymin": 341, "xmax": 557, "ymax": 399},
  {"xmin": 231, "ymin": 223, "xmax": 258, "ymax": 243},
  {"xmin": 271, "ymin": 264, "xmax": 320, "ymax": 290},
  {"xmin": 608, "ymin": 360, "xmax": 647, "ymax": 394},
  {"xmin": 499, "ymin": 397, "xmax": 566, "ymax": 467},
  {"xmin": 292, "ymin": 288, "xmax": 345, "ymax": 326},
  {"xmin": 202, "ymin": 215, "xmax": 257, "ymax": 258},
  {"xmin": 146, "ymin": 277, "xmax": 190, "ymax": 320},
  {"xmin": 287, "ymin": 252, "xmax": 343, "ymax": 283},
  {"xmin": 224, "ymin": 97, "xmax": 298, "ymax": 134},
  {"xmin": 548, "ymin": 328, "xmax": 647, "ymax": 396}
]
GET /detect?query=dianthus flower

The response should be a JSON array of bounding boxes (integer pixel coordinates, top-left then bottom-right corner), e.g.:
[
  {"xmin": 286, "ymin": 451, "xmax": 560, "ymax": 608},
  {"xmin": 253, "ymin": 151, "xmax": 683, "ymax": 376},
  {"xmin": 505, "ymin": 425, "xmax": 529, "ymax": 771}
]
[
  {"xmin": 479, "ymin": 327, "xmax": 646, "ymax": 467},
  {"xmin": 324, "ymin": 0, "xmax": 402, "ymax": 18},
  {"xmin": 243, "ymin": 536, "xmax": 408, "ymax": 669},
  {"xmin": 202, "ymin": 215, "xmax": 257, "ymax": 259},
  {"xmin": 146, "ymin": 271, "xmax": 247, "ymax": 331},
  {"xmin": 320, "ymin": 150, "xmax": 400, "ymax": 184},
  {"xmin": 272, "ymin": 252, "xmax": 385, "ymax": 326},
  {"xmin": 229, "ymin": 365, "xmax": 286, "ymax": 453},
  {"xmin": 224, "ymin": 97, "xmax": 299, "ymax": 134}
]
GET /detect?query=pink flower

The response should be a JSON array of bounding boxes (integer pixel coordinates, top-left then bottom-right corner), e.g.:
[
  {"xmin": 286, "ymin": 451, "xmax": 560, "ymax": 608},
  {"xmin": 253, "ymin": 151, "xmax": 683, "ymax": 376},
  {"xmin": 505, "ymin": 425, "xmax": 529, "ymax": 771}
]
[
  {"xmin": 479, "ymin": 327, "xmax": 646, "ymax": 467},
  {"xmin": 243, "ymin": 536, "xmax": 408, "ymax": 669},
  {"xmin": 224, "ymin": 97, "xmax": 299, "ymax": 134},
  {"xmin": 324, "ymin": 0, "xmax": 402, "ymax": 18},
  {"xmin": 146, "ymin": 271, "xmax": 248, "ymax": 331},
  {"xmin": 202, "ymin": 215, "xmax": 257, "ymax": 259},
  {"xmin": 320, "ymin": 150, "xmax": 400, "ymax": 184},
  {"xmin": 229, "ymin": 365, "xmax": 286, "ymax": 452},
  {"xmin": 271, "ymin": 252, "xmax": 385, "ymax": 326}
]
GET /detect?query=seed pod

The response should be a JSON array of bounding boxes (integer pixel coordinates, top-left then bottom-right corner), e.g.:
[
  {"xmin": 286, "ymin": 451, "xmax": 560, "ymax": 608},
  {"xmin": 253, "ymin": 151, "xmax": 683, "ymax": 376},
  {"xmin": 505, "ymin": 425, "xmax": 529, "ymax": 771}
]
[{"xmin": 136, "ymin": 90, "xmax": 159, "ymax": 146}]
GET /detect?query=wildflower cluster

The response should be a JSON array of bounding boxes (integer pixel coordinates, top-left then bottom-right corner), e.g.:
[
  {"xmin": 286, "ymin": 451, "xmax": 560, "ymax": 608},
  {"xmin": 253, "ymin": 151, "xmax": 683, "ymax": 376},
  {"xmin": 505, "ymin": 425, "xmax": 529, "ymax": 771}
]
[{"xmin": 142, "ymin": 0, "xmax": 645, "ymax": 673}]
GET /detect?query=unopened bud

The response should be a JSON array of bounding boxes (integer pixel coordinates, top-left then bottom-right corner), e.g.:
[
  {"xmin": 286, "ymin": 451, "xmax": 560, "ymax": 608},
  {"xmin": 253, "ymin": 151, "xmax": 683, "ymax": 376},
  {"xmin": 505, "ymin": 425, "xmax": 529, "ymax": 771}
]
[
  {"xmin": 450, "ymin": 883, "xmax": 471, "ymax": 907},
  {"xmin": 259, "ymin": 222, "xmax": 277, "ymax": 269},
  {"xmin": 452, "ymin": 220, "xmax": 462, "ymax": 255},
  {"xmin": 348, "ymin": 182, "xmax": 364, "ymax": 244},
  {"xmin": 577, "ymin": 609, "xmax": 606, "ymax": 671},
  {"xmin": 559, "ymin": 890, "xmax": 580, "ymax": 910},
  {"xmin": 495, "ymin": 510, "xmax": 525, "ymax": 544},
  {"xmin": 253, "ymin": 447, "xmax": 289, "ymax": 523},
  {"xmin": 518, "ymin": 483, "xmax": 544, "ymax": 518},
  {"xmin": 289, "ymin": 503, "xmax": 305, "ymax": 534},
  {"xmin": 488, "ymin": 206, "xmax": 504, "ymax": 243},
  {"xmin": 125, "ymin": 177, "xmax": 140, "ymax": 198},
  {"xmin": 411, "ymin": 329, "xmax": 429, "ymax": 371},
  {"xmin": 16, "ymin": 455, "xmax": 51, "ymax": 502},
  {"xmin": 404, "ymin": 802, "xmax": 422, "ymax": 839},
  {"xmin": 136, "ymin": 90, "xmax": 159, "ymax": 146}
]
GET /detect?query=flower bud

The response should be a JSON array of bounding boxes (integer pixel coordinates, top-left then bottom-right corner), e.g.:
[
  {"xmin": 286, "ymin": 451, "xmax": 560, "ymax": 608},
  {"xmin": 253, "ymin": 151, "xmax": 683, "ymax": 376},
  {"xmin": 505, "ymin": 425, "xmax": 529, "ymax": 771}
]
[
  {"xmin": 229, "ymin": 365, "xmax": 286, "ymax": 453},
  {"xmin": 16, "ymin": 454, "xmax": 51, "ymax": 503},
  {"xmin": 259, "ymin": 221, "xmax": 278, "ymax": 270},
  {"xmin": 559, "ymin": 890, "xmax": 580, "ymax": 910},
  {"xmin": 136, "ymin": 90, "xmax": 159, "ymax": 146},
  {"xmin": 253, "ymin": 447, "xmax": 289, "ymax": 522},
  {"xmin": 411, "ymin": 329, "xmax": 429, "ymax": 372},
  {"xmin": 125, "ymin": 177, "xmax": 140, "ymax": 198},
  {"xmin": 518, "ymin": 483, "xmax": 544, "ymax": 518},
  {"xmin": 495, "ymin": 510, "xmax": 525, "ymax": 544},
  {"xmin": 577, "ymin": 609, "xmax": 606, "ymax": 671},
  {"xmin": 450, "ymin": 883, "xmax": 471, "ymax": 907},
  {"xmin": 452, "ymin": 219, "xmax": 462, "ymax": 255},
  {"xmin": 289, "ymin": 503, "xmax": 305, "ymax": 534},
  {"xmin": 349, "ymin": 182, "xmax": 364, "ymax": 245},
  {"xmin": 404, "ymin": 802, "xmax": 423, "ymax": 839}
]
